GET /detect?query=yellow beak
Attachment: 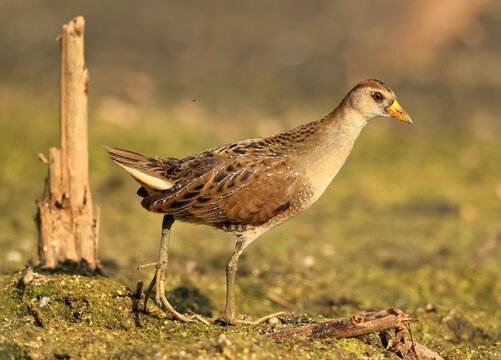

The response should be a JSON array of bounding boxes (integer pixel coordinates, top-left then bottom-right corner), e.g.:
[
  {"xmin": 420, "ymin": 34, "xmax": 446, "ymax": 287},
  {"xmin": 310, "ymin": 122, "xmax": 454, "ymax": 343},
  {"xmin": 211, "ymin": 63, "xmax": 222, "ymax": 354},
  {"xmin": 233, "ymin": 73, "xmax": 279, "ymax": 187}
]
[{"xmin": 386, "ymin": 100, "xmax": 412, "ymax": 124}]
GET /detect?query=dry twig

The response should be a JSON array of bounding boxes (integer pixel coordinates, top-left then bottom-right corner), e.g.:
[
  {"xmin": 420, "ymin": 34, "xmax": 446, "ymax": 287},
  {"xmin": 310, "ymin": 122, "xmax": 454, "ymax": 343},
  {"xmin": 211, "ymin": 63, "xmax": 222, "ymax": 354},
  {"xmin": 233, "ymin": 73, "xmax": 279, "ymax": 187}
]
[
  {"xmin": 267, "ymin": 308, "xmax": 415, "ymax": 340},
  {"xmin": 28, "ymin": 300, "xmax": 44, "ymax": 328},
  {"xmin": 380, "ymin": 329, "xmax": 444, "ymax": 360},
  {"xmin": 267, "ymin": 308, "xmax": 442, "ymax": 360},
  {"xmin": 135, "ymin": 280, "xmax": 144, "ymax": 299},
  {"xmin": 37, "ymin": 152, "xmax": 49, "ymax": 165}
]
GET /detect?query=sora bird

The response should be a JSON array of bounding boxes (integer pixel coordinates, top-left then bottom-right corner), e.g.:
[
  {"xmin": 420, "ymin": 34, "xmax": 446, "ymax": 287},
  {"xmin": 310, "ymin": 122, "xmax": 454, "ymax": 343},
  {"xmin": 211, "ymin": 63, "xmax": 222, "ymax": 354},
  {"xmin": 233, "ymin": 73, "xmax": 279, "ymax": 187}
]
[{"xmin": 105, "ymin": 79, "xmax": 412, "ymax": 325}]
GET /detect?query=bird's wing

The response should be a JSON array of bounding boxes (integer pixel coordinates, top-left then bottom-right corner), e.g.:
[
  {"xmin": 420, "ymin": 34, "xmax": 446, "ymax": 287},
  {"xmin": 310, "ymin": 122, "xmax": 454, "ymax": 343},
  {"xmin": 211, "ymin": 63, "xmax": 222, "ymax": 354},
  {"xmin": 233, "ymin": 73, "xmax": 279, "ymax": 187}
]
[
  {"xmin": 142, "ymin": 154, "xmax": 298, "ymax": 226},
  {"xmin": 107, "ymin": 137, "xmax": 299, "ymax": 226}
]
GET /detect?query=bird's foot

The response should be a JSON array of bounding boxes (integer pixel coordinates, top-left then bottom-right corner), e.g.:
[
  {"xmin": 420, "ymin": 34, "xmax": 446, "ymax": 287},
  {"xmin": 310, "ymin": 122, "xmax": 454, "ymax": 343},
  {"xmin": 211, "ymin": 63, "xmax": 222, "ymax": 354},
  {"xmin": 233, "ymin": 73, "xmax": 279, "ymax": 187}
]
[
  {"xmin": 187, "ymin": 311, "xmax": 212, "ymax": 326},
  {"xmin": 139, "ymin": 262, "xmax": 210, "ymax": 325},
  {"xmin": 222, "ymin": 311, "xmax": 288, "ymax": 326}
]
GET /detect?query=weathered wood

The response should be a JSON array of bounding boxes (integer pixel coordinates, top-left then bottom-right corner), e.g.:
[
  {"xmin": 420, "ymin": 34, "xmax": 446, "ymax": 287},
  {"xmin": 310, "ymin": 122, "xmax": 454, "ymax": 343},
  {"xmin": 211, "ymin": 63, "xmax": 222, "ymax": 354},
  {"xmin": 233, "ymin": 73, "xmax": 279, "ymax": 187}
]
[
  {"xmin": 267, "ymin": 308, "xmax": 415, "ymax": 341},
  {"xmin": 268, "ymin": 309, "xmax": 443, "ymax": 360},
  {"xmin": 35, "ymin": 16, "xmax": 100, "ymax": 271},
  {"xmin": 380, "ymin": 330, "xmax": 445, "ymax": 360},
  {"xmin": 60, "ymin": 16, "xmax": 89, "ymax": 206}
]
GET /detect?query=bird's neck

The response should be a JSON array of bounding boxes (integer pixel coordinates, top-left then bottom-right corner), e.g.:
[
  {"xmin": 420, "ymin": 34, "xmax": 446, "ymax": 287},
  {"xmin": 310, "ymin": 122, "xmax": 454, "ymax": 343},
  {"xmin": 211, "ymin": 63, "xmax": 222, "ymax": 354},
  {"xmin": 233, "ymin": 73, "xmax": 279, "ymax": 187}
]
[
  {"xmin": 309, "ymin": 104, "xmax": 368, "ymax": 157},
  {"xmin": 297, "ymin": 105, "xmax": 369, "ymax": 200}
]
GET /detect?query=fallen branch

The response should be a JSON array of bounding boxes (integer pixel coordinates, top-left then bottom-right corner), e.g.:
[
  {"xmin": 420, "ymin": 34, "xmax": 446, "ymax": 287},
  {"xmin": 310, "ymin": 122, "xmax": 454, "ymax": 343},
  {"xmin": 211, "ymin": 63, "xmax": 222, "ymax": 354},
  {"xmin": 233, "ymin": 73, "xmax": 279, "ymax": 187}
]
[
  {"xmin": 267, "ymin": 308, "xmax": 443, "ymax": 360},
  {"xmin": 267, "ymin": 308, "xmax": 415, "ymax": 340}
]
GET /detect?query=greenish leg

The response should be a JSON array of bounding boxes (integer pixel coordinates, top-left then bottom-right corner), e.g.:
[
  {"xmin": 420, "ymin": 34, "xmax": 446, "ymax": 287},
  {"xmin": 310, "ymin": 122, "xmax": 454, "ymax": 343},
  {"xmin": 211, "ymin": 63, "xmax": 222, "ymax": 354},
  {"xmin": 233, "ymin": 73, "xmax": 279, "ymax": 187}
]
[
  {"xmin": 140, "ymin": 215, "xmax": 193, "ymax": 323},
  {"xmin": 223, "ymin": 243, "xmax": 244, "ymax": 324},
  {"xmin": 223, "ymin": 236, "xmax": 288, "ymax": 325}
]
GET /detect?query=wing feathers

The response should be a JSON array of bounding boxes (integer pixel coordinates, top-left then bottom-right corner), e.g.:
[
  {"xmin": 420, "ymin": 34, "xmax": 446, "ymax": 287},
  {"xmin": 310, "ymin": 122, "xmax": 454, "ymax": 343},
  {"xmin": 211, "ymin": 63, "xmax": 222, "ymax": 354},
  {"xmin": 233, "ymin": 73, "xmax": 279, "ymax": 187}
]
[
  {"xmin": 106, "ymin": 140, "xmax": 297, "ymax": 230},
  {"xmin": 104, "ymin": 146, "xmax": 175, "ymax": 190},
  {"xmin": 114, "ymin": 162, "xmax": 174, "ymax": 190}
]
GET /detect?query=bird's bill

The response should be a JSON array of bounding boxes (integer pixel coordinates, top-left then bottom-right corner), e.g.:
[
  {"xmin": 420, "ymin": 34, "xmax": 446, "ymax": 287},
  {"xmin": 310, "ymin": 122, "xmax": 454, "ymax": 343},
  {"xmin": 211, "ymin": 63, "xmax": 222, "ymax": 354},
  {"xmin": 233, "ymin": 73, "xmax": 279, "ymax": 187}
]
[{"xmin": 386, "ymin": 100, "xmax": 412, "ymax": 124}]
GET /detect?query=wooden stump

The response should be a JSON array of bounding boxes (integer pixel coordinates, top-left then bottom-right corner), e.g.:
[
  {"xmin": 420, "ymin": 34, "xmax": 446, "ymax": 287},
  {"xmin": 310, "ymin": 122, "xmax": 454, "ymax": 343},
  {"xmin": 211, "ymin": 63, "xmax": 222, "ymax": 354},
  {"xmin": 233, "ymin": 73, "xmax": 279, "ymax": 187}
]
[{"xmin": 35, "ymin": 16, "xmax": 100, "ymax": 271}]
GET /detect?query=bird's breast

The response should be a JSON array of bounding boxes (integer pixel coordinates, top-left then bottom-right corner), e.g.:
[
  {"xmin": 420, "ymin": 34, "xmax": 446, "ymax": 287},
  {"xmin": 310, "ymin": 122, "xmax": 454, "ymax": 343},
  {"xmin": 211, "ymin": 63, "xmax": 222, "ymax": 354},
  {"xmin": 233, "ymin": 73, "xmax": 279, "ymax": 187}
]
[{"xmin": 298, "ymin": 137, "xmax": 356, "ymax": 208}]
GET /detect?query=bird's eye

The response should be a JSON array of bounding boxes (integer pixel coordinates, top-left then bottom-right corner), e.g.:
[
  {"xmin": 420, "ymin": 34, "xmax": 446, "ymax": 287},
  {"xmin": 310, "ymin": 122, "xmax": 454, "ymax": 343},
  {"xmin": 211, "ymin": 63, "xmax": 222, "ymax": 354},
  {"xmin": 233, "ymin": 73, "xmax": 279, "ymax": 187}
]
[{"xmin": 372, "ymin": 92, "xmax": 384, "ymax": 102}]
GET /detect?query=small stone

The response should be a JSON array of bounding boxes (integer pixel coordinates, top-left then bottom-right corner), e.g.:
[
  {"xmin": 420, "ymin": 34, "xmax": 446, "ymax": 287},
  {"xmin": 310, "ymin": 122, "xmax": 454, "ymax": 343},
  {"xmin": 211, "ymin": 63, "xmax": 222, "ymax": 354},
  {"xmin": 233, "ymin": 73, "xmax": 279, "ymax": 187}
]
[
  {"xmin": 302, "ymin": 255, "xmax": 316, "ymax": 268},
  {"xmin": 267, "ymin": 317, "xmax": 280, "ymax": 325}
]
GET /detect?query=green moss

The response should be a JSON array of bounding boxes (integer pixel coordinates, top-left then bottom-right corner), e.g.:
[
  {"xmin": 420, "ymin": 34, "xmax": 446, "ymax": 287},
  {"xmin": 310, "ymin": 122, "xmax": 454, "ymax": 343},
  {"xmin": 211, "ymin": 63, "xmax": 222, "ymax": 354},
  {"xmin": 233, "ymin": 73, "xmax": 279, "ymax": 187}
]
[
  {"xmin": 0, "ymin": 272, "xmax": 437, "ymax": 359},
  {"xmin": 3, "ymin": 270, "xmax": 499, "ymax": 359}
]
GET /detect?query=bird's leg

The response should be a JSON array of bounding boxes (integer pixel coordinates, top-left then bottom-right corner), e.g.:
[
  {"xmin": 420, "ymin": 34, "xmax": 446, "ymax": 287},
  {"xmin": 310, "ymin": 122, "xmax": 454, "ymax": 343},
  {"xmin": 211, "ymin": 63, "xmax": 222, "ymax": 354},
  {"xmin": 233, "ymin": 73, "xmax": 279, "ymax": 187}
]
[
  {"xmin": 223, "ymin": 242, "xmax": 243, "ymax": 324},
  {"xmin": 222, "ymin": 237, "xmax": 288, "ymax": 325},
  {"xmin": 139, "ymin": 215, "xmax": 193, "ymax": 323}
]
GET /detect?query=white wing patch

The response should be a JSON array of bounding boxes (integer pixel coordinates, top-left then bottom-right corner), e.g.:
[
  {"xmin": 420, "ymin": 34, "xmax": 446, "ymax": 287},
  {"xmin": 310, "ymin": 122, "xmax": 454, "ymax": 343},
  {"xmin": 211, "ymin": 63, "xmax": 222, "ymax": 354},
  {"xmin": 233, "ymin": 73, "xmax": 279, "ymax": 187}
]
[{"xmin": 114, "ymin": 161, "xmax": 174, "ymax": 190}]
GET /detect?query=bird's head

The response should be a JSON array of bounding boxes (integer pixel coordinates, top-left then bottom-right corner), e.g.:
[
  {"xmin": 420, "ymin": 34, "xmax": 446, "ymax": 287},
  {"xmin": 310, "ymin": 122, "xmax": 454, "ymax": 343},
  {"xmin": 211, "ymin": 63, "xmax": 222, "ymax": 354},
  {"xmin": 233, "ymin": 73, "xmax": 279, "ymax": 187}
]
[{"xmin": 345, "ymin": 79, "xmax": 412, "ymax": 124}]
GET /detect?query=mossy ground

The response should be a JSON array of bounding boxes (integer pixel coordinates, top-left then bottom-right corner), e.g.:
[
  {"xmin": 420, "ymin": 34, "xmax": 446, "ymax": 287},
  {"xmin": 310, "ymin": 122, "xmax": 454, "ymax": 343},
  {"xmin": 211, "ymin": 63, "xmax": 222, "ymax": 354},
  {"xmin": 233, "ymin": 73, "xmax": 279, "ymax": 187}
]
[
  {"xmin": 0, "ymin": 268, "xmax": 500, "ymax": 359},
  {"xmin": 0, "ymin": 271, "xmax": 401, "ymax": 359},
  {"xmin": 1, "ymin": 104, "xmax": 501, "ymax": 359}
]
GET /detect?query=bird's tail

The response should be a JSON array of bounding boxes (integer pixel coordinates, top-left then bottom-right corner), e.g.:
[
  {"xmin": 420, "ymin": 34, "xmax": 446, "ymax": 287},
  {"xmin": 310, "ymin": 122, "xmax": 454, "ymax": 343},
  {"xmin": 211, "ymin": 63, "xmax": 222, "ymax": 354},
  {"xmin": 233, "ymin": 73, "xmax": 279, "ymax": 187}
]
[{"xmin": 104, "ymin": 146, "xmax": 177, "ymax": 190}]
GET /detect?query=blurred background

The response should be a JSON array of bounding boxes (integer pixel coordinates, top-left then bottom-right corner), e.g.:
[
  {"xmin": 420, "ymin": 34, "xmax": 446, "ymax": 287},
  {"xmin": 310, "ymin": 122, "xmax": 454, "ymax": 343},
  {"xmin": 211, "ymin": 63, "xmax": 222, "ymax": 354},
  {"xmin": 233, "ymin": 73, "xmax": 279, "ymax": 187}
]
[{"xmin": 1, "ymin": 0, "xmax": 501, "ymax": 334}]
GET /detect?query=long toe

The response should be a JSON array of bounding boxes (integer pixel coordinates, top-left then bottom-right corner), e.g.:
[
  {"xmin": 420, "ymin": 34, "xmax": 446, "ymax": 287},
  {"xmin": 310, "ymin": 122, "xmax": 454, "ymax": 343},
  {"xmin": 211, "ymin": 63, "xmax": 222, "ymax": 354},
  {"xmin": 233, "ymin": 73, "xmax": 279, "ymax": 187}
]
[
  {"xmin": 157, "ymin": 292, "xmax": 194, "ymax": 323},
  {"xmin": 222, "ymin": 311, "xmax": 288, "ymax": 326}
]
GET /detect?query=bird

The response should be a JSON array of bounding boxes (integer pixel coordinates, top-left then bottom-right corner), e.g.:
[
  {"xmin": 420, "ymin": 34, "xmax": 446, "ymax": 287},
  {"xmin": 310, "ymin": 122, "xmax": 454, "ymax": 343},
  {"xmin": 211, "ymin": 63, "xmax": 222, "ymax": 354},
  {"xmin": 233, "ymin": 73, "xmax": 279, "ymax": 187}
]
[{"xmin": 105, "ymin": 79, "xmax": 412, "ymax": 325}]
